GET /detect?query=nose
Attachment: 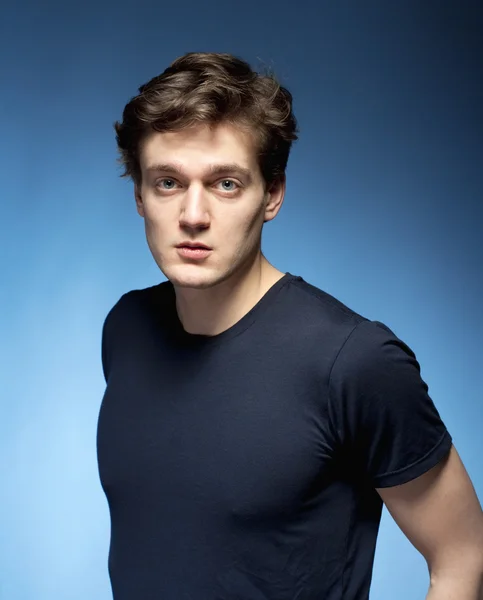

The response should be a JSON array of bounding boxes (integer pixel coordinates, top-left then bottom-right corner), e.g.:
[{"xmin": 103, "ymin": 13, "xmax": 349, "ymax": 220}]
[{"xmin": 179, "ymin": 183, "xmax": 210, "ymax": 231}]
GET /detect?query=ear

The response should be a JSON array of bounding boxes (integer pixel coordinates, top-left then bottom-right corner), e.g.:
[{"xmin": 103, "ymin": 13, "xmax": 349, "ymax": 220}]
[
  {"xmin": 134, "ymin": 184, "xmax": 145, "ymax": 217},
  {"xmin": 263, "ymin": 175, "xmax": 286, "ymax": 223}
]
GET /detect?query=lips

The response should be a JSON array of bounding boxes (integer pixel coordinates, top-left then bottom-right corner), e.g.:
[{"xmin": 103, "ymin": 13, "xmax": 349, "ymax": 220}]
[{"xmin": 177, "ymin": 243, "xmax": 211, "ymax": 250}]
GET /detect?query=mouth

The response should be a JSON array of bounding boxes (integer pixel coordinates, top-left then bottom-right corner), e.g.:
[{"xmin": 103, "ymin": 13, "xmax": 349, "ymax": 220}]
[
  {"xmin": 176, "ymin": 245, "xmax": 212, "ymax": 260},
  {"xmin": 176, "ymin": 243, "xmax": 212, "ymax": 250}
]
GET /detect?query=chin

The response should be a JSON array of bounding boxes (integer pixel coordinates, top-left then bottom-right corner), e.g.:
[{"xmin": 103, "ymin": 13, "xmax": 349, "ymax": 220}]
[{"xmin": 161, "ymin": 264, "xmax": 225, "ymax": 290}]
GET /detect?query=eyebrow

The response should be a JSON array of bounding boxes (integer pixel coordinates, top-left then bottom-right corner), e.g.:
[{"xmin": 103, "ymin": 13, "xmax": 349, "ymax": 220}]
[{"xmin": 145, "ymin": 162, "xmax": 253, "ymax": 184}]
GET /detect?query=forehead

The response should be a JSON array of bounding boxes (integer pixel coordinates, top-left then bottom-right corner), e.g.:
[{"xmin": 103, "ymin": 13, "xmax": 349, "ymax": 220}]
[{"xmin": 140, "ymin": 122, "xmax": 258, "ymax": 174}]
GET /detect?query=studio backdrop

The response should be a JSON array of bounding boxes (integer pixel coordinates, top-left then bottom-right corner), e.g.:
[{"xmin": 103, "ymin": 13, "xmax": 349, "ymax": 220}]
[{"xmin": 1, "ymin": 1, "xmax": 482, "ymax": 599}]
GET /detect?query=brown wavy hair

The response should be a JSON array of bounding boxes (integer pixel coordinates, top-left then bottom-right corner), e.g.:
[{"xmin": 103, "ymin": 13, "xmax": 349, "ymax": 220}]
[{"xmin": 114, "ymin": 52, "xmax": 299, "ymax": 190}]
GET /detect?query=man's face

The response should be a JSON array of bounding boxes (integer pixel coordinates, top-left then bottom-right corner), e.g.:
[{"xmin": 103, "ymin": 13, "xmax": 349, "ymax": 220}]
[{"xmin": 135, "ymin": 122, "xmax": 284, "ymax": 290}]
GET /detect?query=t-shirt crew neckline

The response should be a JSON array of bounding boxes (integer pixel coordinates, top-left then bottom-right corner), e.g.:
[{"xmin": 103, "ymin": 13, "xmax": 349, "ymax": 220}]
[{"xmin": 165, "ymin": 272, "xmax": 301, "ymax": 348}]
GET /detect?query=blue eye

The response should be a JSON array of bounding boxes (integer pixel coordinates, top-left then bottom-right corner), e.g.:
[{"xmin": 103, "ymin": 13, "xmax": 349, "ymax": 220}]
[
  {"xmin": 158, "ymin": 179, "xmax": 176, "ymax": 189},
  {"xmin": 219, "ymin": 180, "xmax": 237, "ymax": 191},
  {"xmin": 155, "ymin": 178, "xmax": 239, "ymax": 192}
]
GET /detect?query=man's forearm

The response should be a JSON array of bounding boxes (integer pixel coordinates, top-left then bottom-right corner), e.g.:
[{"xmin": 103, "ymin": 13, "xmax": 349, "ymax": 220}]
[{"xmin": 426, "ymin": 563, "xmax": 483, "ymax": 600}]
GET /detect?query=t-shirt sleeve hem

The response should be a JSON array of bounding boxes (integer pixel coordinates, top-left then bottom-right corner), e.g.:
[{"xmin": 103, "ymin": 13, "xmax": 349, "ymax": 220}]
[{"xmin": 372, "ymin": 429, "xmax": 453, "ymax": 489}]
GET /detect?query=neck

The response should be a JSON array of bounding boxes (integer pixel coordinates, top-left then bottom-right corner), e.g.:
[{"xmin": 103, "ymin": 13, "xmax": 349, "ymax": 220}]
[{"xmin": 173, "ymin": 254, "xmax": 285, "ymax": 336}]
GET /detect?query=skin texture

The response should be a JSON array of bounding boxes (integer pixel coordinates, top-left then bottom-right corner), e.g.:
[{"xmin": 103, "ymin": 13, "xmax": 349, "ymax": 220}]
[
  {"xmin": 135, "ymin": 122, "xmax": 286, "ymax": 335},
  {"xmin": 377, "ymin": 445, "xmax": 483, "ymax": 598}
]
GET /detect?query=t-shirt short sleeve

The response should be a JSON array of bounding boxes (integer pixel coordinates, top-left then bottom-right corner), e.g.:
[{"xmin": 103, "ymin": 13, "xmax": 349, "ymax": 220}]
[{"xmin": 328, "ymin": 319, "xmax": 452, "ymax": 488}]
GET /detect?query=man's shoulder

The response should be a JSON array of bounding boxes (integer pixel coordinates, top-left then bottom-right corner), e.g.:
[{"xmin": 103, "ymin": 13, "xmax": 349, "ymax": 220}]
[
  {"xmin": 102, "ymin": 280, "xmax": 171, "ymax": 328},
  {"xmin": 282, "ymin": 276, "xmax": 407, "ymax": 365},
  {"xmin": 282, "ymin": 275, "xmax": 369, "ymax": 339},
  {"xmin": 288, "ymin": 276, "xmax": 365, "ymax": 321}
]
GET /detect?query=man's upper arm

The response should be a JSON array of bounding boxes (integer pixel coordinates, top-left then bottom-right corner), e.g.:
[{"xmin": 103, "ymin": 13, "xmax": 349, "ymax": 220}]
[
  {"xmin": 377, "ymin": 444, "xmax": 483, "ymax": 573},
  {"xmin": 328, "ymin": 319, "xmax": 483, "ymax": 573},
  {"xmin": 101, "ymin": 292, "xmax": 127, "ymax": 383}
]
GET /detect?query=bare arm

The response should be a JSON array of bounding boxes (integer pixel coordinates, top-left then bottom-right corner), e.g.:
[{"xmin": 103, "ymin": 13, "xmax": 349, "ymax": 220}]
[{"xmin": 377, "ymin": 445, "xmax": 483, "ymax": 599}]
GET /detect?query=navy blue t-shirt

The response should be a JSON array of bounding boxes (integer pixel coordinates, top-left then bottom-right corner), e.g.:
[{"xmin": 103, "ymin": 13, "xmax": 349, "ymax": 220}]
[{"xmin": 97, "ymin": 272, "xmax": 452, "ymax": 599}]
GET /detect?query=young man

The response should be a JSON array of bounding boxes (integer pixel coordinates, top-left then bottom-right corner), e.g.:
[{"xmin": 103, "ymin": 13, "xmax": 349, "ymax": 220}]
[{"xmin": 97, "ymin": 52, "xmax": 483, "ymax": 599}]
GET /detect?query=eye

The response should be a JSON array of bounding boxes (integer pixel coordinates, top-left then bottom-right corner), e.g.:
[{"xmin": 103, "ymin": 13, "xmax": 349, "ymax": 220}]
[
  {"xmin": 155, "ymin": 178, "xmax": 240, "ymax": 193},
  {"xmin": 217, "ymin": 180, "xmax": 239, "ymax": 192},
  {"xmin": 157, "ymin": 178, "xmax": 177, "ymax": 190}
]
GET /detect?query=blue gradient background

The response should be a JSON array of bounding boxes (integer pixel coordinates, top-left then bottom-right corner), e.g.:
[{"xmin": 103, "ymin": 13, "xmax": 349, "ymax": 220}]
[{"xmin": 1, "ymin": 1, "xmax": 482, "ymax": 599}]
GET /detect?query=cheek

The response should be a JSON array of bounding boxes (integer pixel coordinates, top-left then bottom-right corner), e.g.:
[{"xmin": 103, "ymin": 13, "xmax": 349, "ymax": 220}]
[
  {"xmin": 225, "ymin": 218, "xmax": 255, "ymax": 240},
  {"xmin": 230, "ymin": 199, "xmax": 265, "ymax": 229},
  {"xmin": 142, "ymin": 197, "xmax": 264, "ymax": 243},
  {"xmin": 239, "ymin": 205, "xmax": 266, "ymax": 240},
  {"xmin": 225, "ymin": 225, "xmax": 262, "ymax": 259},
  {"xmin": 143, "ymin": 204, "xmax": 169, "ymax": 235},
  {"xmin": 142, "ymin": 211, "xmax": 170, "ymax": 256}
]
